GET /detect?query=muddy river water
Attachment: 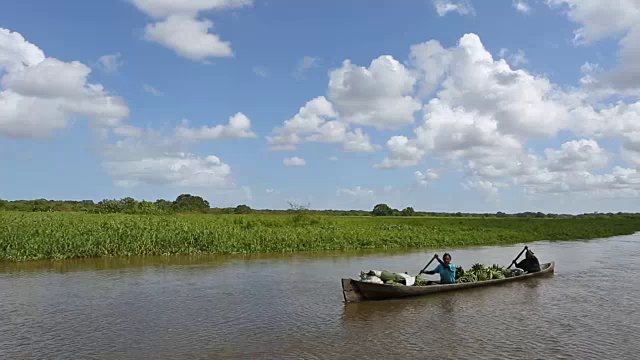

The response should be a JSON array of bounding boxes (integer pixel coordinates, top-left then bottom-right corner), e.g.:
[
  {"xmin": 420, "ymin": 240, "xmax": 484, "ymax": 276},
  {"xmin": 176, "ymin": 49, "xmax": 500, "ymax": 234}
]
[{"xmin": 2, "ymin": 234, "xmax": 640, "ymax": 359}]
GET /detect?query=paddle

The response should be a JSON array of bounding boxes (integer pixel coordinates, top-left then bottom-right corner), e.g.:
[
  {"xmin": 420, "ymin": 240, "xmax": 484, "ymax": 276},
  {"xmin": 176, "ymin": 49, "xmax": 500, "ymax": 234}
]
[
  {"xmin": 507, "ymin": 246, "xmax": 529, "ymax": 269},
  {"xmin": 418, "ymin": 254, "xmax": 437, "ymax": 274}
]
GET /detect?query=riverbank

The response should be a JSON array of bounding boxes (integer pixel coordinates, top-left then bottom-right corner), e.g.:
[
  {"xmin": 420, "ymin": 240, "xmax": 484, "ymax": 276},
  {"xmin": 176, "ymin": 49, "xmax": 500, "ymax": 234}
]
[{"xmin": 2, "ymin": 211, "xmax": 640, "ymax": 261}]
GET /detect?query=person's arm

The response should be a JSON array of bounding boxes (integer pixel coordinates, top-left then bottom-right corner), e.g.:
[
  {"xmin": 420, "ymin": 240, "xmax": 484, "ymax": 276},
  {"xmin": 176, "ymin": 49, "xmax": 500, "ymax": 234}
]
[
  {"xmin": 516, "ymin": 258, "xmax": 528, "ymax": 268},
  {"xmin": 423, "ymin": 264, "xmax": 441, "ymax": 275}
]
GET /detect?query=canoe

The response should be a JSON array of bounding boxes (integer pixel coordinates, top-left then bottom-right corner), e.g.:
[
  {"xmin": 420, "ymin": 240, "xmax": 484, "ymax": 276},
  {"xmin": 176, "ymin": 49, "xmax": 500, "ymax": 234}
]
[{"xmin": 342, "ymin": 261, "xmax": 555, "ymax": 303}]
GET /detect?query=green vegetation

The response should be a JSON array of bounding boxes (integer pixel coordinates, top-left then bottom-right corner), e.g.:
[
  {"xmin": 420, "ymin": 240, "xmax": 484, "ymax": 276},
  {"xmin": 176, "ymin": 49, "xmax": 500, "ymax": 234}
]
[
  {"xmin": 2, "ymin": 210, "xmax": 640, "ymax": 262},
  {"xmin": 3, "ymin": 195, "xmax": 640, "ymax": 219}
]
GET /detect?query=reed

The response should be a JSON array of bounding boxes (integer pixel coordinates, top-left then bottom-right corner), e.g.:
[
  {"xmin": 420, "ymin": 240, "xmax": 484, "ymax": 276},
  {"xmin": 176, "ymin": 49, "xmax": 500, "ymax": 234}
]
[{"xmin": 2, "ymin": 211, "xmax": 639, "ymax": 261}]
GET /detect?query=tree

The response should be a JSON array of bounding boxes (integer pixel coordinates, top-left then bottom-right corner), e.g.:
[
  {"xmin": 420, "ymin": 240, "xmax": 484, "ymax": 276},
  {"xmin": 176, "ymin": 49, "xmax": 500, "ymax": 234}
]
[
  {"xmin": 154, "ymin": 199, "xmax": 173, "ymax": 211},
  {"xmin": 401, "ymin": 207, "xmax": 415, "ymax": 216},
  {"xmin": 372, "ymin": 203, "xmax": 393, "ymax": 216},
  {"xmin": 234, "ymin": 204, "xmax": 252, "ymax": 214},
  {"xmin": 172, "ymin": 194, "xmax": 210, "ymax": 212}
]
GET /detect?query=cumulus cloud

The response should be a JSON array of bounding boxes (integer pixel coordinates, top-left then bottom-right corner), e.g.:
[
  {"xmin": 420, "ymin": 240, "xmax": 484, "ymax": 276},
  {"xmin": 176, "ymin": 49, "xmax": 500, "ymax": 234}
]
[
  {"xmin": 377, "ymin": 33, "xmax": 572, "ymax": 176},
  {"xmin": 267, "ymin": 96, "xmax": 376, "ymax": 152},
  {"xmin": 498, "ymin": 48, "xmax": 528, "ymax": 67},
  {"xmin": 105, "ymin": 153, "xmax": 232, "ymax": 188},
  {"xmin": 0, "ymin": 28, "xmax": 130, "ymax": 139},
  {"xmin": 543, "ymin": 139, "xmax": 608, "ymax": 172},
  {"xmin": 546, "ymin": 0, "xmax": 640, "ymax": 94},
  {"xmin": 415, "ymin": 169, "xmax": 439, "ymax": 186},
  {"xmin": 462, "ymin": 179, "xmax": 500, "ymax": 200},
  {"xmin": 129, "ymin": 0, "xmax": 252, "ymax": 17},
  {"xmin": 268, "ymin": 55, "xmax": 422, "ymax": 154},
  {"xmin": 143, "ymin": 15, "xmax": 232, "ymax": 60},
  {"xmin": 327, "ymin": 56, "xmax": 421, "ymax": 130},
  {"xmin": 100, "ymin": 130, "xmax": 234, "ymax": 188},
  {"xmin": 362, "ymin": 30, "xmax": 640, "ymax": 200},
  {"xmin": 175, "ymin": 112, "xmax": 257, "ymax": 141},
  {"xmin": 283, "ymin": 156, "xmax": 306, "ymax": 167},
  {"xmin": 129, "ymin": 0, "xmax": 252, "ymax": 61},
  {"xmin": 0, "ymin": 28, "xmax": 44, "ymax": 72}
]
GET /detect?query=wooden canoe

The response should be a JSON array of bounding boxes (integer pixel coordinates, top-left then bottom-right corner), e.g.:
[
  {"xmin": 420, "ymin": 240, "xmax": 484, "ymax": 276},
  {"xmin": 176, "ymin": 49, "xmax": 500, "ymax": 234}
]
[{"xmin": 342, "ymin": 261, "xmax": 555, "ymax": 303}]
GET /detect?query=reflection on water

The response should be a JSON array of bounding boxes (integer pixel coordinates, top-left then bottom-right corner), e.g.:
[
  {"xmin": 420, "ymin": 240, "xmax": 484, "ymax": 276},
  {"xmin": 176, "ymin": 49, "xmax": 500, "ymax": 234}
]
[{"xmin": 1, "ymin": 234, "xmax": 640, "ymax": 359}]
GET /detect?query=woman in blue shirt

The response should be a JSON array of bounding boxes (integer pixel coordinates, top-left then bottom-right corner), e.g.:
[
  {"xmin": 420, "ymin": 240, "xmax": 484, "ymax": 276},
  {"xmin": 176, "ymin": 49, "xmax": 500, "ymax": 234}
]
[{"xmin": 423, "ymin": 253, "xmax": 457, "ymax": 284}]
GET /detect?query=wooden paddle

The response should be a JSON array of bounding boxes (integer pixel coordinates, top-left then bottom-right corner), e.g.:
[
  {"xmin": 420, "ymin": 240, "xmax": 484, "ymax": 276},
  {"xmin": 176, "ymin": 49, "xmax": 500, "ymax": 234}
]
[
  {"xmin": 507, "ymin": 246, "xmax": 529, "ymax": 269},
  {"xmin": 419, "ymin": 254, "xmax": 437, "ymax": 274}
]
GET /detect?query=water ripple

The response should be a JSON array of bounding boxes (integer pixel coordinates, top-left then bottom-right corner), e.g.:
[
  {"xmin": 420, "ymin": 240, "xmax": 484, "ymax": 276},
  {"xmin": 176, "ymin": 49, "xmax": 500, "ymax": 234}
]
[{"xmin": 2, "ymin": 235, "xmax": 640, "ymax": 358}]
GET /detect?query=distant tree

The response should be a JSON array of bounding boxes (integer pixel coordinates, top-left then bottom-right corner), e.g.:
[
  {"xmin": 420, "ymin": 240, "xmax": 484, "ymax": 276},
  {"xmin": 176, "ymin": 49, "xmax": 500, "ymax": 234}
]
[
  {"xmin": 121, "ymin": 197, "xmax": 139, "ymax": 213},
  {"xmin": 172, "ymin": 194, "xmax": 210, "ymax": 212},
  {"xmin": 372, "ymin": 203, "xmax": 393, "ymax": 216},
  {"xmin": 234, "ymin": 204, "xmax": 252, "ymax": 214},
  {"xmin": 401, "ymin": 207, "xmax": 415, "ymax": 216},
  {"xmin": 154, "ymin": 199, "xmax": 173, "ymax": 211}
]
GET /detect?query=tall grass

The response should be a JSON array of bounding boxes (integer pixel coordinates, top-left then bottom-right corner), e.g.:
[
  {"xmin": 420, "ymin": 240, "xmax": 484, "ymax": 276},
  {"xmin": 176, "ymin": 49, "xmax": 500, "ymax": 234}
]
[{"xmin": 1, "ymin": 211, "xmax": 640, "ymax": 261}]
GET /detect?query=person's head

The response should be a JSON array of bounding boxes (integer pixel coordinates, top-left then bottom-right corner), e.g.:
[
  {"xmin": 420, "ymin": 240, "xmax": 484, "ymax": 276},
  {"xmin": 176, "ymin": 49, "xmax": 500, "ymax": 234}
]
[
  {"xmin": 443, "ymin": 253, "xmax": 452, "ymax": 264},
  {"xmin": 525, "ymin": 249, "xmax": 535, "ymax": 259}
]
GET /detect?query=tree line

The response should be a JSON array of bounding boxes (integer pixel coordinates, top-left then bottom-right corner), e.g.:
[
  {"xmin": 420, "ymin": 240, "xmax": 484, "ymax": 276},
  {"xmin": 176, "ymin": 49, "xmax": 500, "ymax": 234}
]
[{"xmin": 0, "ymin": 196, "xmax": 639, "ymax": 219}]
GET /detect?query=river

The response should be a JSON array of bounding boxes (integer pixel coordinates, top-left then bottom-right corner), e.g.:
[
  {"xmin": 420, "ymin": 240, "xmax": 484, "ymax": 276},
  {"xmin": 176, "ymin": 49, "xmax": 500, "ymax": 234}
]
[{"xmin": 2, "ymin": 233, "xmax": 640, "ymax": 359}]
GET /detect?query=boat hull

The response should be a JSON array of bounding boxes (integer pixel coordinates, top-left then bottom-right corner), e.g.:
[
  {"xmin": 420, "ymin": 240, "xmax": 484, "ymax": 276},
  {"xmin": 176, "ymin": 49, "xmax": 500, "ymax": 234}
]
[{"xmin": 342, "ymin": 262, "xmax": 555, "ymax": 303}]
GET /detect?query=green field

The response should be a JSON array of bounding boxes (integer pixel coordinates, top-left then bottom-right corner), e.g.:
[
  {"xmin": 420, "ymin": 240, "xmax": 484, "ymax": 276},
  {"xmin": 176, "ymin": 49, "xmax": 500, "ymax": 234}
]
[{"xmin": 2, "ymin": 211, "xmax": 640, "ymax": 261}]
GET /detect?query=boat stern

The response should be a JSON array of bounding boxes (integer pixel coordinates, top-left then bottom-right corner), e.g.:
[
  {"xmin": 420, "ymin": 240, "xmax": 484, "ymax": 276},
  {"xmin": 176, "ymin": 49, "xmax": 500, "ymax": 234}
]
[{"xmin": 342, "ymin": 278, "xmax": 364, "ymax": 303}]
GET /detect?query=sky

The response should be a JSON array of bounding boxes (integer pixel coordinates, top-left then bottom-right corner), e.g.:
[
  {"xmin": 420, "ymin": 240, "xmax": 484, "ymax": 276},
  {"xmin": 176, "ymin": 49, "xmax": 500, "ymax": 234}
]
[{"xmin": 2, "ymin": 0, "xmax": 640, "ymax": 214}]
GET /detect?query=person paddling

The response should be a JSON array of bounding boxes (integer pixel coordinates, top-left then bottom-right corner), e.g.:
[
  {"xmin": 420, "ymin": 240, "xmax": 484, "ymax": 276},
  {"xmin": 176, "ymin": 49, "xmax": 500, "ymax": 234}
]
[
  {"xmin": 516, "ymin": 249, "xmax": 541, "ymax": 273},
  {"xmin": 422, "ymin": 253, "xmax": 457, "ymax": 284}
]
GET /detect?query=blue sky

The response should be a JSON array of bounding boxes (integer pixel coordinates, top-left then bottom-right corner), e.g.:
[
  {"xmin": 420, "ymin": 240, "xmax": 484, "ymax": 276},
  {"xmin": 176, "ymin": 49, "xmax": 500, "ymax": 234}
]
[{"xmin": 2, "ymin": 0, "xmax": 640, "ymax": 213}]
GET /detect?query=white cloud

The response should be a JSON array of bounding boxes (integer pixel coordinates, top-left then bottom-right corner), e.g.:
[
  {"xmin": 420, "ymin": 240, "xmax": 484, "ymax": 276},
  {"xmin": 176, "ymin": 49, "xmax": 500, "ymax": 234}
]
[
  {"xmin": 0, "ymin": 28, "xmax": 45, "ymax": 73},
  {"xmin": 130, "ymin": 0, "xmax": 252, "ymax": 61},
  {"xmin": 517, "ymin": 166, "xmax": 640, "ymax": 198},
  {"xmin": 546, "ymin": 0, "xmax": 639, "ymax": 44},
  {"xmin": 129, "ymin": 0, "xmax": 252, "ymax": 17},
  {"xmin": 105, "ymin": 153, "xmax": 232, "ymax": 188},
  {"xmin": 513, "ymin": 0, "xmax": 531, "ymax": 14},
  {"xmin": 327, "ymin": 56, "xmax": 421, "ymax": 130},
  {"xmin": 543, "ymin": 139, "xmax": 608, "ymax": 172},
  {"xmin": 0, "ymin": 90, "xmax": 66, "ymax": 138},
  {"xmin": 433, "ymin": 0, "xmax": 475, "ymax": 16},
  {"xmin": 97, "ymin": 53, "xmax": 122, "ymax": 73},
  {"xmin": 336, "ymin": 186, "xmax": 375, "ymax": 197},
  {"xmin": 498, "ymin": 48, "xmax": 528, "ymax": 67},
  {"xmin": 409, "ymin": 40, "xmax": 452, "ymax": 98},
  {"xmin": 546, "ymin": 0, "xmax": 640, "ymax": 94},
  {"xmin": 0, "ymin": 28, "xmax": 130, "ymax": 139},
  {"xmin": 175, "ymin": 112, "xmax": 257, "ymax": 141},
  {"xmin": 100, "ymin": 129, "xmax": 234, "ymax": 188},
  {"xmin": 362, "ymin": 31, "xmax": 640, "ymax": 203},
  {"xmin": 143, "ymin": 15, "xmax": 233, "ymax": 60},
  {"xmin": 143, "ymin": 84, "xmax": 163, "ymax": 96},
  {"xmin": 328, "ymin": 156, "xmax": 338, "ymax": 161},
  {"xmin": 378, "ymin": 33, "xmax": 571, "ymax": 173},
  {"xmin": 415, "ymin": 169, "xmax": 439, "ymax": 186},
  {"xmin": 283, "ymin": 156, "xmax": 306, "ymax": 167},
  {"xmin": 462, "ymin": 179, "xmax": 500, "ymax": 200},
  {"xmin": 377, "ymin": 135, "xmax": 426, "ymax": 169},
  {"xmin": 342, "ymin": 128, "xmax": 376, "ymax": 152},
  {"xmin": 267, "ymin": 96, "xmax": 376, "ymax": 152}
]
